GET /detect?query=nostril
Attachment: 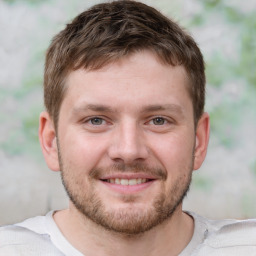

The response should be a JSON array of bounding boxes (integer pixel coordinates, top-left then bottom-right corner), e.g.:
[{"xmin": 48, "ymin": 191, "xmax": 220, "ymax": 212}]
[{"xmin": 107, "ymin": 131, "xmax": 149, "ymax": 162}]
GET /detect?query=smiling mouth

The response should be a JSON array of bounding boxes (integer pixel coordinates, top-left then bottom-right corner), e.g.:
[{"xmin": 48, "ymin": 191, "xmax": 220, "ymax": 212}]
[{"xmin": 101, "ymin": 178, "xmax": 154, "ymax": 186}]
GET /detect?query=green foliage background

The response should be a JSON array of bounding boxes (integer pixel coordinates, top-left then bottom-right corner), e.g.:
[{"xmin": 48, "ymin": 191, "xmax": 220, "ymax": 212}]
[{"xmin": 0, "ymin": 0, "xmax": 255, "ymax": 219}]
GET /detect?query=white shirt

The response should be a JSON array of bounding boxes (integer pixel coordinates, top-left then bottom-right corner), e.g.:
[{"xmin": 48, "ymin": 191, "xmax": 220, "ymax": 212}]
[{"xmin": 0, "ymin": 211, "xmax": 256, "ymax": 255}]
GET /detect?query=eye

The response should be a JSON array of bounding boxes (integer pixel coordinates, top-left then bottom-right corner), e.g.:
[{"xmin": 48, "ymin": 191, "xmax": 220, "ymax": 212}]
[
  {"xmin": 151, "ymin": 117, "xmax": 166, "ymax": 125},
  {"xmin": 89, "ymin": 117, "xmax": 105, "ymax": 125}
]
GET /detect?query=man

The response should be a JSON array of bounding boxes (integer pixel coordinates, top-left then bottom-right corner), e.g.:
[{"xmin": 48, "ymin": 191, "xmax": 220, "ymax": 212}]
[{"xmin": 0, "ymin": 1, "xmax": 255, "ymax": 255}]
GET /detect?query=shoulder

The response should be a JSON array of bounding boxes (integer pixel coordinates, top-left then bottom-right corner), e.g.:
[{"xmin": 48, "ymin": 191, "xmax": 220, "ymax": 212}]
[
  {"xmin": 0, "ymin": 214, "xmax": 48, "ymax": 244},
  {"xmin": 191, "ymin": 213, "xmax": 256, "ymax": 255},
  {"xmin": 0, "ymin": 214, "xmax": 63, "ymax": 256},
  {"xmin": 0, "ymin": 223, "xmax": 48, "ymax": 244}
]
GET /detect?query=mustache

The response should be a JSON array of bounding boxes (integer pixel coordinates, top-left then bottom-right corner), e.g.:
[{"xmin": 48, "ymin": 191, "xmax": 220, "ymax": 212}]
[{"xmin": 90, "ymin": 163, "xmax": 167, "ymax": 181}]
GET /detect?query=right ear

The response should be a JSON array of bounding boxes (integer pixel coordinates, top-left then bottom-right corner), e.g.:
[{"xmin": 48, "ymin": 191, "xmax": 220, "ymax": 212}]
[{"xmin": 39, "ymin": 111, "xmax": 60, "ymax": 171}]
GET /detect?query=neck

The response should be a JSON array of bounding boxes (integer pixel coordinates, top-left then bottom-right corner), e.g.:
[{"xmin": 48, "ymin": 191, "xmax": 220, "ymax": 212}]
[{"xmin": 54, "ymin": 203, "xmax": 194, "ymax": 256}]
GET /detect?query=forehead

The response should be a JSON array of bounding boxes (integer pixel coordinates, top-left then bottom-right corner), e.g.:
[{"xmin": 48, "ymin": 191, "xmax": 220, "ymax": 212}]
[{"xmin": 61, "ymin": 51, "xmax": 192, "ymax": 115}]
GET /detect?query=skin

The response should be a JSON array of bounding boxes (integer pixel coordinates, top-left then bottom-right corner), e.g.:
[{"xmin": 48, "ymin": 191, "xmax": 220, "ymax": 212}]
[{"xmin": 39, "ymin": 50, "xmax": 210, "ymax": 256}]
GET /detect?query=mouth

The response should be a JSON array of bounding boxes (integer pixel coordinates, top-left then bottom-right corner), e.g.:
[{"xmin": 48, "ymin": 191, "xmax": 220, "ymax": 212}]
[
  {"xmin": 101, "ymin": 178, "xmax": 154, "ymax": 186},
  {"xmin": 99, "ymin": 176, "xmax": 156, "ymax": 194}
]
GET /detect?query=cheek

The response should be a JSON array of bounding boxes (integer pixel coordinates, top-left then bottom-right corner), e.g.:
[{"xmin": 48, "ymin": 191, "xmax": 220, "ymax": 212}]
[
  {"xmin": 149, "ymin": 134, "xmax": 194, "ymax": 195},
  {"xmin": 60, "ymin": 132, "xmax": 109, "ymax": 172},
  {"xmin": 148, "ymin": 132, "xmax": 194, "ymax": 169}
]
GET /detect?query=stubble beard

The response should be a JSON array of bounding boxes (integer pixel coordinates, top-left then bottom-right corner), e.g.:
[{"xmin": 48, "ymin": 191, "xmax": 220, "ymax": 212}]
[{"xmin": 58, "ymin": 150, "xmax": 193, "ymax": 236}]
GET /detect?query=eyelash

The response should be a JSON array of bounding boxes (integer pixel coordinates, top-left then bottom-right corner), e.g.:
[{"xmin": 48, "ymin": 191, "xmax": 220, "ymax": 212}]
[
  {"xmin": 84, "ymin": 117, "xmax": 107, "ymax": 126},
  {"xmin": 82, "ymin": 116, "xmax": 173, "ymax": 128},
  {"xmin": 148, "ymin": 117, "xmax": 169, "ymax": 125}
]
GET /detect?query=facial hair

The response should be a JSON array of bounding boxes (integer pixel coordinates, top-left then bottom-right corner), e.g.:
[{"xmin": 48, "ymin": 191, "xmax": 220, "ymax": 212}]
[{"xmin": 58, "ymin": 148, "xmax": 193, "ymax": 236}]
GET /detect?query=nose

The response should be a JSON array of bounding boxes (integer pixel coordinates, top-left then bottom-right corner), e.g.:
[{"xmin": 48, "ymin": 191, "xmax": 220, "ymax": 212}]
[{"xmin": 108, "ymin": 121, "xmax": 149, "ymax": 164}]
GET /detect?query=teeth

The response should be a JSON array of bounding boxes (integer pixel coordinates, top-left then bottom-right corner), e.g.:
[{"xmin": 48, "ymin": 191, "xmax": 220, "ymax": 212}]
[
  {"xmin": 120, "ymin": 179, "xmax": 128, "ymax": 185},
  {"xmin": 128, "ymin": 179, "xmax": 137, "ymax": 185},
  {"xmin": 107, "ymin": 178, "xmax": 148, "ymax": 185}
]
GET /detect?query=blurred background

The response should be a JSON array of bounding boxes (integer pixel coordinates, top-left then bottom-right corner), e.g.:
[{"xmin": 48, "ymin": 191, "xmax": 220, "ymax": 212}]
[{"xmin": 0, "ymin": 0, "xmax": 256, "ymax": 225}]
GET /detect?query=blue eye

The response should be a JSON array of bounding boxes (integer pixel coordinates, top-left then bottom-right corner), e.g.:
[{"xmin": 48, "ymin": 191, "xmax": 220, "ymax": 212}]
[
  {"xmin": 90, "ymin": 117, "xmax": 104, "ymax": 125},
  {"xmin": 152, "ymin": 117, "xmax": 166, "ymax": 125}
]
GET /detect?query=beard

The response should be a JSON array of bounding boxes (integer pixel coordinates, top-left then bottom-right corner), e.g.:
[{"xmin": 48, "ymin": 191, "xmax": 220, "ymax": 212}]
[{"xmin": 58, "ymin": 149, "xmax": 193, "ymax": 236}]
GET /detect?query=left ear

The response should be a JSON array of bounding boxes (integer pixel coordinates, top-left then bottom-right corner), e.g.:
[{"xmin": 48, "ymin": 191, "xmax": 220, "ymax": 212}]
[{"xmin": 193, "ymin": 112, "xmax": 210, "ymax": 170}]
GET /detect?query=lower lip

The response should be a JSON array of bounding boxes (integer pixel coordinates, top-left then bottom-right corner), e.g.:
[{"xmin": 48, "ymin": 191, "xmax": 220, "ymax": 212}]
[{"xmin": 100, "ymin": 180, "xmax": 155, "ymax": 194}]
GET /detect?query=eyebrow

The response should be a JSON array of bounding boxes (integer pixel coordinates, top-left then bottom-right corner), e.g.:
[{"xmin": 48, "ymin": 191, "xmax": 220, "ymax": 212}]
[
  {"xmin": 72, "ymin": 104, "xmax": 116, "ymax": 114},
  {"xmin": 142, "ymin": 104, "xmax": 185, "ymax": 116},
  {"xmin": 72, "ymin": 103, "xmax": 185, "ymax": 116}
]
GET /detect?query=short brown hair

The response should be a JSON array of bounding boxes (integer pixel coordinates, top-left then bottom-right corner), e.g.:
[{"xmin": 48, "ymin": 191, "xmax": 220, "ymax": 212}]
[{"xmin": 44, "ymin": 0, "xmax": 205, "ymax": 128}]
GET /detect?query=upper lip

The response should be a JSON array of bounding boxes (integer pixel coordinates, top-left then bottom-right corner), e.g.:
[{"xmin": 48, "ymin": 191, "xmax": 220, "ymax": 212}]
[{"xmin": 99, "ymin": 173, "xmax": 158, "ymax": 180}]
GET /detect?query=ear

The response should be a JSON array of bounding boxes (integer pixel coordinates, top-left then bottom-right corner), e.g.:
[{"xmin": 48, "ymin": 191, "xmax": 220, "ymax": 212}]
[
  {"xmin": 39, "ymin": 111, "xmax": 60, "ymax": 171},
  {"xmin": 193, "ymin": 112, "xmax": 210, "ymax": 170}
]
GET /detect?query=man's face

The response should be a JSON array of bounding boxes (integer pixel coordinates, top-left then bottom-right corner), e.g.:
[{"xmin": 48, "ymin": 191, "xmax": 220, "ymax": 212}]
[{"xmin": 57, "ymin": 51, "xmax": 196, "ymax": 234}]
